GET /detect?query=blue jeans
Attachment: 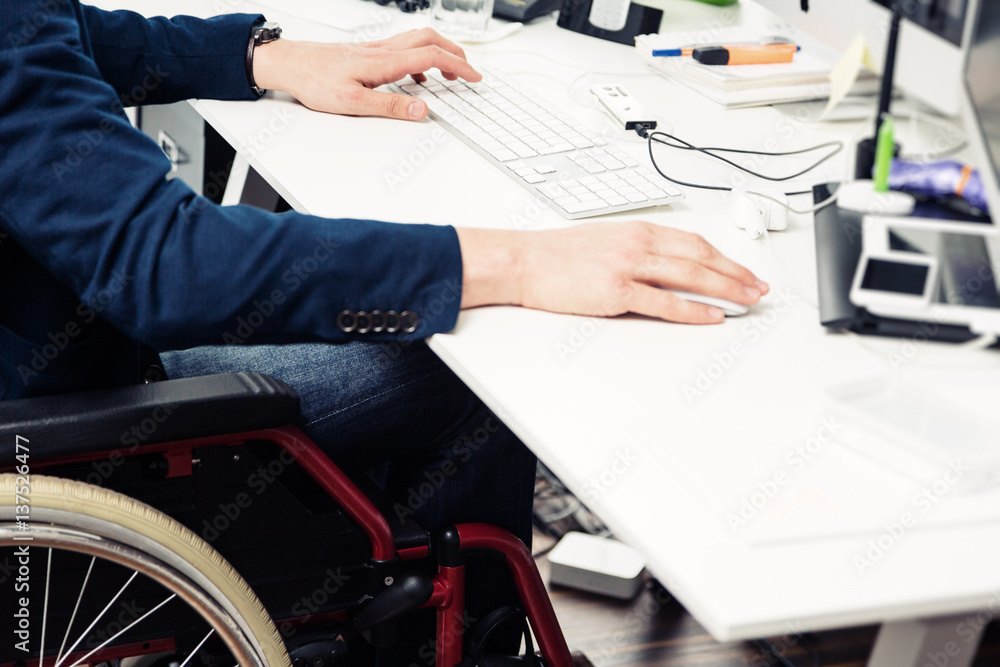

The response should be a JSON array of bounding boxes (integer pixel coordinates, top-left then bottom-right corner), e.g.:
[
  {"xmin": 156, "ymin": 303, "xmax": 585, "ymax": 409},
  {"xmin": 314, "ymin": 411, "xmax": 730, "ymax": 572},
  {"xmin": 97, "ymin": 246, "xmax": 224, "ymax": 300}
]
[{"xmin": 161, "ymin": 340, "xmax": 536, "ymax": 664}]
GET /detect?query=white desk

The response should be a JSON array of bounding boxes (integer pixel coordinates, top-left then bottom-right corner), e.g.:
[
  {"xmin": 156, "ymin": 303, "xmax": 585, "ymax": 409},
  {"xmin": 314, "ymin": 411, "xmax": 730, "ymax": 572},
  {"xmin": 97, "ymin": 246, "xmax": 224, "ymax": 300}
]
[{"xmin": 96, "ymin": 1, "xmax": 1000, "ymax": 664}]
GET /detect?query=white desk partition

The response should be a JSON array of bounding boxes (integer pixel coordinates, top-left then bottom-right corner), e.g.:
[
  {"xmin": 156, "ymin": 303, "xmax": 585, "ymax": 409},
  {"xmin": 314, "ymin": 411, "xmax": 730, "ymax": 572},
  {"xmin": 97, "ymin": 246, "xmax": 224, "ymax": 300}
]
[{"xmin": 93, "ymin": 0, "xmax": 1000, "ymax": 664}]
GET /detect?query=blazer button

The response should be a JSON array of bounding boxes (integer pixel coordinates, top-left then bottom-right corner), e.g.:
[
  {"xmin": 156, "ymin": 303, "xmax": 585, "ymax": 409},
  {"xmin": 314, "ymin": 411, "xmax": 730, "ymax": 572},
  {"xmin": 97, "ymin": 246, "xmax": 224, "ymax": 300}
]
[
  {"xmin": 356, "ymin": 311, "xmax": 373, "ymax": 334},
  {"xmin": 370, "ymin": 310, "xmax": 386, "ymax": 332},
  {"xmin": 385, "ymin": 310, "xmax": 401, "ymax": 333},
  {"xmin": 337, "ymin": 310, "xmax": 358, "ymax": 333},
  {"xmin": 399, "ymin": 311, "xmax": 419, "ymax": 334}
]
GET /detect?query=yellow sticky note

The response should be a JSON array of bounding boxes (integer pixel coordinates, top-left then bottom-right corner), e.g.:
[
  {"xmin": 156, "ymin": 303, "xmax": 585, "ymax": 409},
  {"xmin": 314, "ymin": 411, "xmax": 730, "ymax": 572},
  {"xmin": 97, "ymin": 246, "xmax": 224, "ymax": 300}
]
[{"xmin": 820, "ymin": 33, "xmax": 875, "ymax": 120}]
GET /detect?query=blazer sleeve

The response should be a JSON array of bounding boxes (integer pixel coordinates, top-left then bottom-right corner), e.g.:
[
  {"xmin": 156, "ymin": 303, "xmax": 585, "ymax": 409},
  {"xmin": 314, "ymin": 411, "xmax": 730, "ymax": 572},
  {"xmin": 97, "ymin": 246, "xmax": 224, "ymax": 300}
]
[
  {"xmin": 81, "ymin": 4, "xmax": 264, "ymax": 105},
  {"xmin": 0, "ymin": 0, "xmax": 463, "ymax": 351}
]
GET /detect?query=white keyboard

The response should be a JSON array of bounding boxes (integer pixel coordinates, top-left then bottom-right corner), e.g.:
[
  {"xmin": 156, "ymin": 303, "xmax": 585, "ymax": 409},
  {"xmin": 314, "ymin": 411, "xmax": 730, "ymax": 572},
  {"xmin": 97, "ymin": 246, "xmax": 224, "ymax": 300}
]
[{"xmin": 397, "ymin": 68, "xmax": 685, "ymax": 220}]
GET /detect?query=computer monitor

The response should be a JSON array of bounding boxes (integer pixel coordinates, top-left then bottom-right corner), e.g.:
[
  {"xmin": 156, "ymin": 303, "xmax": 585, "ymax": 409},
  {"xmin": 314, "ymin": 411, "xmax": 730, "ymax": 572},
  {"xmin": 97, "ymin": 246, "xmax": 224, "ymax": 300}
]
[
  {"xmin": 961, "ymin": 0, "xmax": 1000, "ymax": 218},
  {"xmin": 752, "ymin": 0, "xmax": 971, "ymax": 115}
]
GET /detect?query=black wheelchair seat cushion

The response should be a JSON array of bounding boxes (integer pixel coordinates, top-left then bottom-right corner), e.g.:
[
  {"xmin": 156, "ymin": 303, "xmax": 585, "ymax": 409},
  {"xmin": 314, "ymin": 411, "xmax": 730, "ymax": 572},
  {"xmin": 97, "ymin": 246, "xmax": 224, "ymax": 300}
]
[{"xmin": 0, "ymin": 372, "xmax": 299, "ymax": 464}]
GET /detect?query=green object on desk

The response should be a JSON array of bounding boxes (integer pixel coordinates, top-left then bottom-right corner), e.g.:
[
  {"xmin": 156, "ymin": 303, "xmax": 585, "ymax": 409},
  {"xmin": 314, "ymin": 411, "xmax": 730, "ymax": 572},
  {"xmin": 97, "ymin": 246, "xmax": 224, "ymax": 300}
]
[{"xmin": 873, "ymin": 116, "xmax": 895, "ymax": 192}]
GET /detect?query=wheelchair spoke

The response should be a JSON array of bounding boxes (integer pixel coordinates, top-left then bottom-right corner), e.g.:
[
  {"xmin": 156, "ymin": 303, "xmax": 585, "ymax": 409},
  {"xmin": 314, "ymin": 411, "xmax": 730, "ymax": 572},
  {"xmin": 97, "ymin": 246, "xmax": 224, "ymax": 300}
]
[
  {"xmin": 177, "ymin": 628, "xmax": 215, "ymax": 667},
  {"xmin": 55, "ymin": 555, "xmax": 95, "ymax": 667},
  {"xmin": 39, "ymin": 547, "xmax": 53, "ymax": 667},
  {"xmin": 65, "ymin": 593, "xmax": 177, "ymax": 667},
  {"xmin": 55, "ymin": 570, "xmax": 139, "ymax": 667}
]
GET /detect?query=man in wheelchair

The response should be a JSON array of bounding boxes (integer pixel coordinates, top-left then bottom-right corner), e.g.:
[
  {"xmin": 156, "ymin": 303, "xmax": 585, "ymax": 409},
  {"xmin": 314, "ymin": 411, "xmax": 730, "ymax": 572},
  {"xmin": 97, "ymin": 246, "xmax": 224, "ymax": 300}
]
[{"xmin": 0, "ymin": 1, "xmax": 767, "ymax": 665}]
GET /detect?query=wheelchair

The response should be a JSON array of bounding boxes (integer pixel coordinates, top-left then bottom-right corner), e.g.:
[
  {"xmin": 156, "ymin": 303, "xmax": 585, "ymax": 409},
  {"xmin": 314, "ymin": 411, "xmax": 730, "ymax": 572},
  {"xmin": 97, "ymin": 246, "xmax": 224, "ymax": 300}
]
[{"xmin": 0, "ymin": 372, "xmax": 574, "ymax": 667}]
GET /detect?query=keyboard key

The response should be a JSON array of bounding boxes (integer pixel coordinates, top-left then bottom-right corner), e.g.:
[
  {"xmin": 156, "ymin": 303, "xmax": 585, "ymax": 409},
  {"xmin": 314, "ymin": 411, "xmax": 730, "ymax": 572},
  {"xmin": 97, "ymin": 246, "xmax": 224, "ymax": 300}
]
[
  {"xmin": 538, "ymin": 183, "xmax": 569, "ymax": 199},
  {"xmin": 624, "ymin": 191, "xmax": 649, "ymax": 203},
  {"xmin": 395, "ymin": 66, "xmax": 685, "ymax": 220},
  {"xmin": 490, "ymin": 148, "xmax": 519, "ymax": 162},
  {"xmin": 506, "ymin": 142, "xmax": 538, "ymax": 158},
  {"xmin": 539, "ymin": 145, "xmax": 573, "ymax": 155}
]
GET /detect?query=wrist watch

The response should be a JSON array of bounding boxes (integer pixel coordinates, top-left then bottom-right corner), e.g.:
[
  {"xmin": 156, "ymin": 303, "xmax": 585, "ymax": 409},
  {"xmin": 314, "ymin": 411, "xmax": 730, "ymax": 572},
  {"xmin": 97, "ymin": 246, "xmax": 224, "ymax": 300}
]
[{"xmin": 246, "ymin": 21, "xmax": 282, "ymax": 97}]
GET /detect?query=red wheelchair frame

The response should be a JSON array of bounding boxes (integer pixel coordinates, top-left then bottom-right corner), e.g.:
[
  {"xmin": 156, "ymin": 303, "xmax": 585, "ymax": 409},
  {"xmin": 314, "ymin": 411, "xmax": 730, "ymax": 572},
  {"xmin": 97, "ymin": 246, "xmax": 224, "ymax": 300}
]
[{"xmin": 0, "ymin": 373, "xmax": 574, "ymax": 667}]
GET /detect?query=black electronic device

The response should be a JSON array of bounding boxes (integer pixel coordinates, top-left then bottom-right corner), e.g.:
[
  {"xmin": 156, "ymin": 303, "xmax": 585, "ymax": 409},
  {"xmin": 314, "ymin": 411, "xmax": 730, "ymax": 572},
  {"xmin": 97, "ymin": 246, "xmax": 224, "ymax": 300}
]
[
  {"xmin": 494, "ymin": 0, "xmax": 561, "ymax": 21},
  {"xmin": 556, "ymin": 0, "xmax": 662, "ymax": 46}
]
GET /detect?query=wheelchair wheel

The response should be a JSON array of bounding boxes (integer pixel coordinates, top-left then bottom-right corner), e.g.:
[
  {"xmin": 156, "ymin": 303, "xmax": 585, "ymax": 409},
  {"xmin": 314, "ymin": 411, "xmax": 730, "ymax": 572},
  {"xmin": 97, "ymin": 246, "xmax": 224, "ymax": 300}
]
[{"xmin": 0, "ymin": 474, "xmax": 290, "ymax": 667}]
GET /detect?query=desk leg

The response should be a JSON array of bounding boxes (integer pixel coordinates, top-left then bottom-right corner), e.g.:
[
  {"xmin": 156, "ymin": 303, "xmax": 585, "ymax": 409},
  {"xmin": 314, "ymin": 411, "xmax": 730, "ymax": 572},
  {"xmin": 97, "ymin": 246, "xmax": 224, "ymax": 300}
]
[
  {"xmin": 222, "ymin": 153, "xmax": 250, "ymax": 206},
  {"xmin": 867, "ymin": 615, "xmax": 984, "ymax": 667}
]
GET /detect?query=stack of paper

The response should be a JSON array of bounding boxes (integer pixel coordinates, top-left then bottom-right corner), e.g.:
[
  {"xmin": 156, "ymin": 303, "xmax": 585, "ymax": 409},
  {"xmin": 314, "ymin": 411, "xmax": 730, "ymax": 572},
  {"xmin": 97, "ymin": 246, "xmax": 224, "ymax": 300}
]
[{"xmin": 635, "ymin": 27, "xmax": 876, "ymax": 109}]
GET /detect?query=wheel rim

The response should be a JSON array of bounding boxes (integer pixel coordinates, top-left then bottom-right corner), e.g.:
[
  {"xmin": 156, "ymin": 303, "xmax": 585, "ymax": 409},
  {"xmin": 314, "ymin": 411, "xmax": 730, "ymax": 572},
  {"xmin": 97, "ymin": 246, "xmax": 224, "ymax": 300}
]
[{"xmin": 0, "ymin": 523, "xmax": 263, "ymax": 667}]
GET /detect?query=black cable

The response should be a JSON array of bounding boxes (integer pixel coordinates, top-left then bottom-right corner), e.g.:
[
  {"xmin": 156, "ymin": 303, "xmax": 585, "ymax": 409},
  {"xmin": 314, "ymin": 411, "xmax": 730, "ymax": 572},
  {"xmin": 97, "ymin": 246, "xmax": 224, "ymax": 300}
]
[{"xmin": 636, "ymin": 125, "xmax": 843, "ymax": 194}]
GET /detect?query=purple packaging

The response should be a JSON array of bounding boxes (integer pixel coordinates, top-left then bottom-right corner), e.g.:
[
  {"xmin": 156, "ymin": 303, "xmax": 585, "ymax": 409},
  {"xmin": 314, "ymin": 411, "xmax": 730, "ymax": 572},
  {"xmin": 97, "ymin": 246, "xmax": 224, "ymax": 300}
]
[{"xmin": 889, "ymin": 159, "xmax": 989, "ymax": 213}]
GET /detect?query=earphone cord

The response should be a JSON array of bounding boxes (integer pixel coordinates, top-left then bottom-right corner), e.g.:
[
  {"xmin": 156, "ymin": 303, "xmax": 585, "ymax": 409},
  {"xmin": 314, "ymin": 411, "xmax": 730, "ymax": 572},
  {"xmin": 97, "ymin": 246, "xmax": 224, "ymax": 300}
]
[{"xmin": 636, "ymin": 126, "xmax": 844, "ymax": 195}]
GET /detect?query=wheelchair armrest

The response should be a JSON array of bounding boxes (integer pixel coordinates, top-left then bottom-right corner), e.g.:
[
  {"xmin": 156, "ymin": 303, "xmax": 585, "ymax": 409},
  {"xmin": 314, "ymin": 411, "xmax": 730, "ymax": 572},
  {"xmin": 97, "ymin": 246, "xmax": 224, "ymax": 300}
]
[{"xmin": 0, "ymin": 372, "xmax": 299, "ymax": 464}]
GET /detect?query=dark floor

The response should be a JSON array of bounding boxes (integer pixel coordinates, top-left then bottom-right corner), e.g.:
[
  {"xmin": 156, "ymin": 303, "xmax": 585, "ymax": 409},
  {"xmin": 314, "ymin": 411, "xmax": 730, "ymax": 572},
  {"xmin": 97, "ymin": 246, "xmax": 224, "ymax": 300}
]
[{"xmin": 533, "ymin": 536, "xmax": 1000, "ymax": 667}]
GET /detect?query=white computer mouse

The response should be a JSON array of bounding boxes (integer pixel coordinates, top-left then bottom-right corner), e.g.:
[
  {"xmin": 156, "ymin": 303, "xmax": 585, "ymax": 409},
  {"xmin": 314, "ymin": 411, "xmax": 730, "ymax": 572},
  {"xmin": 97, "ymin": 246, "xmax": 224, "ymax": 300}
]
[{"xmin": 671, "ymin": 290, "xmax": 749, "ymax": 317}]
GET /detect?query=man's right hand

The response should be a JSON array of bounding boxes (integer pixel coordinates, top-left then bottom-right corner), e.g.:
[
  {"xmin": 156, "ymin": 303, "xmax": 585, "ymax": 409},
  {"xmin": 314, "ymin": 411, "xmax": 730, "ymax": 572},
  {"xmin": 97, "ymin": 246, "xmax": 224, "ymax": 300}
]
[{"xmin": 456, "ymin": 222, "xmax": 768, "ymax": 324}]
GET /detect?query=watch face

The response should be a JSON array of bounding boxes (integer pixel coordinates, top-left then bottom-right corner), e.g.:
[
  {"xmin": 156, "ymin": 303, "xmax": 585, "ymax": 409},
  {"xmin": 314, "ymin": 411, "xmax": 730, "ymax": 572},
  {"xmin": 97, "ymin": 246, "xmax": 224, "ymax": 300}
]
[{"xmin": 257, "ymin": 22, "xmax": 281, "ymax": 43}]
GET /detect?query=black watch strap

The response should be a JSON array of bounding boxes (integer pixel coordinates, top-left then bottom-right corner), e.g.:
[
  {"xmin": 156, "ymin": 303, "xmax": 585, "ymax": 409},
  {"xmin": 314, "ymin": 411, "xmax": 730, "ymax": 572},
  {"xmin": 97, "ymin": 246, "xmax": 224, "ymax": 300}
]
[{"xmin": 245, "ymin": 21, "xmax": 281, "ymax": 97}]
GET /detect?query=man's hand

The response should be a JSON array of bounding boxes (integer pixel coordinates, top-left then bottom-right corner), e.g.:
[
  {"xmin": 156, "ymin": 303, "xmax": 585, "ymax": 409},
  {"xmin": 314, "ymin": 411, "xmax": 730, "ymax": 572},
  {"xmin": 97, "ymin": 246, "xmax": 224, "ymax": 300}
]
[
  {"xmin": 252, "ymin": 27, "xmax": 480, "ymax": 120},
  {"xmin": 456, "ymin": 222, "xmax": 769, "ymax": 324}
]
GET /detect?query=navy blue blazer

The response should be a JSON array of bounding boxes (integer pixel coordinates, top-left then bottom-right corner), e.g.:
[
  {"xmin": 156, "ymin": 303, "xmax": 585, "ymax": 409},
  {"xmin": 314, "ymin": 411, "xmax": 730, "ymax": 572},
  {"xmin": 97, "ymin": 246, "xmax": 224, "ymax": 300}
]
[{"xmin": 0, "ymin": 1, "xmax": 464, "ymax": 400}]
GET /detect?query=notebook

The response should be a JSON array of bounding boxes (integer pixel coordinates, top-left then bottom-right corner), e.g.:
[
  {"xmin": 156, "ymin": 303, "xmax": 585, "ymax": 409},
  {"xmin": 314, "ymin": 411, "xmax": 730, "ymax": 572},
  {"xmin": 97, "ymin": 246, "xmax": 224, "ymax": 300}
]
[{"xmin": 635, "ymin": 27, "xmax": 877, "ymax": 108}]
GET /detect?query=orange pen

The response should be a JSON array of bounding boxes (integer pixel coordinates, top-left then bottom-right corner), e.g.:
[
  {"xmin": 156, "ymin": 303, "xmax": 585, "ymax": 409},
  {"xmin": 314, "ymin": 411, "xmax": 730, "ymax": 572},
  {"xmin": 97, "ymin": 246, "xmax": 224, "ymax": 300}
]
[{"xmin": 692, "ymin": 43, "xmax": 798, "ymax": 65}]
